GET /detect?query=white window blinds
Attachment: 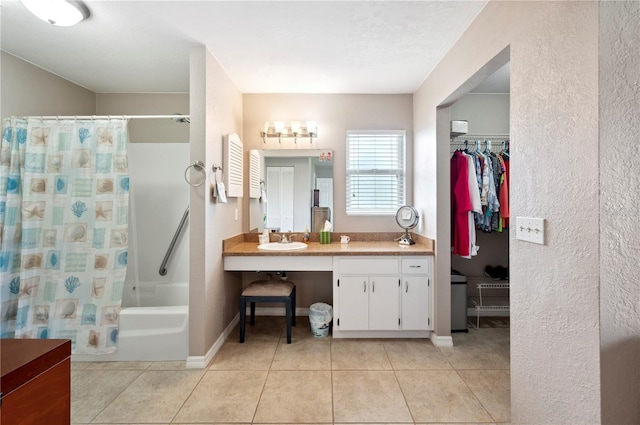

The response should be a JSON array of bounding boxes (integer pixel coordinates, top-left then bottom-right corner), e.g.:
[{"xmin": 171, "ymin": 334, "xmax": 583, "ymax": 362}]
[{"xmin": 346, "ymin": 130, "xmax": 406, "ymax": 215}]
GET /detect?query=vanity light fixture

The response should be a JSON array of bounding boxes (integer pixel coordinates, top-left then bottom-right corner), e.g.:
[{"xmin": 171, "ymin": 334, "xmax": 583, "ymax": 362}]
[
  {"xmin": 20, "ymin": 0, "xmax": 90, "ymax": 26},
  {"xmin": 261, "ymin": 120, "xmax": 318, "ymax": 144}
]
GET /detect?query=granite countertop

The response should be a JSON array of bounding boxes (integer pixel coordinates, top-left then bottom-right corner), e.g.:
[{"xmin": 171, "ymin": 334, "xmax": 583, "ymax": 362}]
[{"xmin": 222, "ymin": 232, "xmax": 434, "ymax": 257}]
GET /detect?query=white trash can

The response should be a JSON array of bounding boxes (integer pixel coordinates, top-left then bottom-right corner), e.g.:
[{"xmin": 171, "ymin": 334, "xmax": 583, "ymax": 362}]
[{"xmin": 309, "ymin": 302, "xmax": 332, "ymax": 337}]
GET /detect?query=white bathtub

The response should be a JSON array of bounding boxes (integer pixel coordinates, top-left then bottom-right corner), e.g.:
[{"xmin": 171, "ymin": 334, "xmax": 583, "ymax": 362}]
[{"xmin": 72, "ymin": 282, "xmax": 189, "ymax": 362}]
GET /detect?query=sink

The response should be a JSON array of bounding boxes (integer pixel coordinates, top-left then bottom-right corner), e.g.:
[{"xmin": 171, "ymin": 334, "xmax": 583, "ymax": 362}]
[{"xmin": 257, "ymin": 242, "xmax": 308, "ymax": 251}]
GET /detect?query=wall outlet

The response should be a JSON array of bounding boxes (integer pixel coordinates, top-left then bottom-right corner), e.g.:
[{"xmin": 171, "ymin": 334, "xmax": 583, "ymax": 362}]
[
  {"xmin": 234, "ymin": 208, "xmax": 238, "ymax": 221},
  {"xmin": 516, "ymin": 217, "xmax": 545, "ymax": 245}
]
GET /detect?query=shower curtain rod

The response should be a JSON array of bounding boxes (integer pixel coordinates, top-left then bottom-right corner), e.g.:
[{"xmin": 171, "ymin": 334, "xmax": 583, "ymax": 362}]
[{"xmin": 15, "ymin": 114, "xmax": 190, "ymax": 120}]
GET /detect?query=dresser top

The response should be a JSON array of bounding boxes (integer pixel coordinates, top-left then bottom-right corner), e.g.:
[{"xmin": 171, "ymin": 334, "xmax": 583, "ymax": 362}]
[{"xmin": 1, "ymin": 339, "xmax": 71, "ymax": 396}]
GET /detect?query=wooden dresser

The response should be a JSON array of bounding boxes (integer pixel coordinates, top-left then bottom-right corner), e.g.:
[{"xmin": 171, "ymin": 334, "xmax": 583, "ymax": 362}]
[{"xmin": 1, "ymin": 339, "xmax": 71, "ymax": 425}]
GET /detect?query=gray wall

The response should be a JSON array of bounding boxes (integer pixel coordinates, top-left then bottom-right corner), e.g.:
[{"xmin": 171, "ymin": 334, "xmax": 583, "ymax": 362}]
[
  {"xmin": 414, "ymin": 2, "xmax": 601, "ymax": 423},
  {"xmin": 243, "ymin": 93, "xmax": 413, "ymax": 233},
  {"xmin": 189, "ymin": 46, "xmax": 244, "ymax": 358},
  {"xmin": 96, "ymin": 93, "xmax": 189, "ymax": 143},
  {"xmin": 599, "ymin": 2, "xmax": 640, "ymax": 423},
  {"xmin": 1, "ymin": 51, "xmax": 95, "ymax": 117}
]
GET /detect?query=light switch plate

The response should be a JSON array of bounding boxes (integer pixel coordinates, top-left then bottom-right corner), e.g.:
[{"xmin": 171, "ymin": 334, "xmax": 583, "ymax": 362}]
[{"xmin": 516, "ymin": 217, "xmax": 545, "ymax": 245}]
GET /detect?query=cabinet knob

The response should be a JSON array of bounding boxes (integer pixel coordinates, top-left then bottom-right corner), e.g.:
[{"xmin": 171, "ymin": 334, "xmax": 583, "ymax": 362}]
[
  {"xmin": 405, "ymin": 281, "xmax": 409, "ymax": 292},
  {"xmin": 363, "ymin": 281, "xmax": 366, "ymax": 292}
]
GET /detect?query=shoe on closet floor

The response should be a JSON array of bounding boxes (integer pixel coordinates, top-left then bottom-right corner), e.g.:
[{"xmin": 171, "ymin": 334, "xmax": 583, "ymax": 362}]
[{"xmin": 484, "ymin": 265, "xmax": 509, "ymax": 280}]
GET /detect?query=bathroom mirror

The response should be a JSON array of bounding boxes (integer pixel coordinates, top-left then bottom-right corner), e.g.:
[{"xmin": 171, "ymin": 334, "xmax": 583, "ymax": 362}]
[{"xmin": 249, "ymin": 149, "xmax": 333, "ymax": 233}]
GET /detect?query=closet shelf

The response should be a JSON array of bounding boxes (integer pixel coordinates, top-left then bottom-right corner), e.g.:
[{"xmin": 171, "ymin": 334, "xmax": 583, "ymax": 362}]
[{"xmin": 470, "ymin": 282, "xmax": 510, "ymax": 329}]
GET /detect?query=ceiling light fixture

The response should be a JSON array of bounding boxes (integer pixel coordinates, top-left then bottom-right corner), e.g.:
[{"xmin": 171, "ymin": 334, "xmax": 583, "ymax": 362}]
[
  {"xmin": 20, "ymin": 0, "xmax": 90, "ymax": 27},
  {"xmin": 261, "ymin": 120, "xmax": 318, "ymax": 144}
]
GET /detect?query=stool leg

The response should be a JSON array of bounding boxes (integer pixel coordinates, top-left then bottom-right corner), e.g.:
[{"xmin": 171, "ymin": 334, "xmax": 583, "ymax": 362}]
[
  {"xmin": 291, "ymin": 286, "xmax": 297, "ymax": 327},
  {"xmin": 250, "ymin": 301, "xmax": 256, "ymax": 326},
  {"xmin": 240, "ymin": 297, "xmax": 246, "ymax": 343},
  {"xmin": 285, "ymin": 298, "xmax": 292, "ymax": 344}
]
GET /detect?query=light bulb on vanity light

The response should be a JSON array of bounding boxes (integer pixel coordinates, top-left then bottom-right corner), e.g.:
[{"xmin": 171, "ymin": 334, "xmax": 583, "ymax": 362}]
[
  {"xmin": 306, "ymin": 121, "xmax": 317, "ymax": 135},
  {"xmin": 290, "ymin": 121, "xmax": 301, "ymax": 135},
  {"xmin": 274, "ymin": 121, "xmax": 285, "ymax": 134}
]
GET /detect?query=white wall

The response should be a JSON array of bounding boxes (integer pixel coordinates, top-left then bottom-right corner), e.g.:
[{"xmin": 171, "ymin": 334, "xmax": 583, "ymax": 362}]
[
  {"xmin": 242, "ymin": 93, "xmax": 413, "ymax": 233},
  {"xmin": 414, "ymin": 2, "xmax": 601, "ymax": 423},
  {"xmin": 189, "ymin": 46, "xmax": 244, "ymax": 357},
  {"xmin": 126, "ymin": 143, "xmax": 190, "ymax": 285},
  {"xmin": 599, "ymin": 2, "xmax": 640, "ymax": 423}
]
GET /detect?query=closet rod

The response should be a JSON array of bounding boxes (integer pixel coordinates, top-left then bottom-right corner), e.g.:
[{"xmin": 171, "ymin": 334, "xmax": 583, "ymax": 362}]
[
  {"xmin": 451, "ymin": 134, "xmax": 509, "ymax": 140},
  {"xmin": 14, "ymin": 114, "xmax": 190, "ymax": 120}
]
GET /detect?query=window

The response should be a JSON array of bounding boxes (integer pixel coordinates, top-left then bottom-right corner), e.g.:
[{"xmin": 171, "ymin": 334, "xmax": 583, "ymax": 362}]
[{"xmin": 346, "ymin": 130, "xmax": 406, "ymax": 215}]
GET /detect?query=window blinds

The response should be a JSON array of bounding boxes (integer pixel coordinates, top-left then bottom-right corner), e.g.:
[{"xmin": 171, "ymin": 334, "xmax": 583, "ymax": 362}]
[{"xmin": 346, "ymin": 130, "xmax": 406, "ymax": 215}]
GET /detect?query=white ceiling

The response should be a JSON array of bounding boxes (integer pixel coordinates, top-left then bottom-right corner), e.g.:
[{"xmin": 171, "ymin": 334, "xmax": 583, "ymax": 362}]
[{"xmin": 1, "ymin": 1, "xmax": 493, "ymax": 94}]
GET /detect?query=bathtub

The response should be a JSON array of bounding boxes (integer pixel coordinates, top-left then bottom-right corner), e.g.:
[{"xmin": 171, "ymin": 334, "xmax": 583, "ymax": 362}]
[{"xmin": 72, "ymin": 281, "xmax": 189, "ymax": 362}]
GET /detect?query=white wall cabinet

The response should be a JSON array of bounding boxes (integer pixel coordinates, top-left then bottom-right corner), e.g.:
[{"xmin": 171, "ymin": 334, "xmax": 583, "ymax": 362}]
[{"xmin": 333, "ymin": 256, "xmax": 433, "ymax": 338}]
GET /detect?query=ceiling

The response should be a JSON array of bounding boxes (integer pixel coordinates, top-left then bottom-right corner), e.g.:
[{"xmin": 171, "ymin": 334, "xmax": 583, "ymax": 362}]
[{"xmin": 0, "ymin": 1, "xmax": 501, "ymax": 95}]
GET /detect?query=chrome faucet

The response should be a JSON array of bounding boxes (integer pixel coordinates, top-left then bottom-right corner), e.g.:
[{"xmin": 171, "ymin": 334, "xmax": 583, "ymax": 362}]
[{"xmin": 278, "ymin": 231, "xmax": 295, "ymax": 243}]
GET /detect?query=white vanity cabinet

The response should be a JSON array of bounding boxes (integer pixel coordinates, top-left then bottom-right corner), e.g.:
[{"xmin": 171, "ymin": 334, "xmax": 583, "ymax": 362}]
[
  {"xmin": 333, "ymin": 256, "xmax": 433, "ymax": 338},
  {"xmin": 400, "ymin": 257, "xmax": 432, "ymax": 330},
  {"xmin": 337, "ymin": 275, "xmax": 400, "ymax": 331}
]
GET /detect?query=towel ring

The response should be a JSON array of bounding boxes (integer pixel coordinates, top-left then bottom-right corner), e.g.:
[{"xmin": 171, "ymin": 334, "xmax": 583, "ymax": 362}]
[{"xmin": 184, "ymin": 161, "xmax": 207, "ymax": 187}]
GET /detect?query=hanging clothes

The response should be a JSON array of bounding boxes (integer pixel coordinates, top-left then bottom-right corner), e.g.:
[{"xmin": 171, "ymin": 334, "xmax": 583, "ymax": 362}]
[
  {"xmin": 451, "ymin": 151, "xmax": 472, "ymax": 256},
  {"xmin": 499, "ymin": 151, "xmax": 510, "ymax": 229},
  {"xmin": 450, "ymin": 138, "xmax": 510, "ymax": 258},
  {"xmin": 462, "ymin": 151, "xmax": 481, "ymax": 258}
]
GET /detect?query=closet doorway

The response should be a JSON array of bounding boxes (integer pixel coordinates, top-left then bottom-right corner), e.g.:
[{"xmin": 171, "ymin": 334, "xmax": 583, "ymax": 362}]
[
  {"xmin": 435, "ymin": 47, "xmax": 511, "ymax": 364},
  {"xmin": 449, "ymin": 64, "xmax": 511, "ymax": 332}
]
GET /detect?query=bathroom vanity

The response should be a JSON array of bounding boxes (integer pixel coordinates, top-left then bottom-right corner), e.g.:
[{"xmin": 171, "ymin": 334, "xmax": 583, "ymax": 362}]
[{"xmin": 223, "ymin": 233, "xmax": 434, "ymax": 338}]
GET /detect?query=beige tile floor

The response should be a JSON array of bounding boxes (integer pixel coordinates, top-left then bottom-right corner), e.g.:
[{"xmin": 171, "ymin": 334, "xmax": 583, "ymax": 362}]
[{"xmin": 71, "ymin": 317, "xmax": 510, "ymax": 424}]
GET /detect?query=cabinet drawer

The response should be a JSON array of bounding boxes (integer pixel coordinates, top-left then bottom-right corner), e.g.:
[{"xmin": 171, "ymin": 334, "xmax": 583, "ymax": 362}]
[
  {"xmin": 338, "ymin": 258, "xmax": 399, "ymax": 275},
  {"xmin": 401, "ymin": 258, "xmax": 430, "ymax": 274}
]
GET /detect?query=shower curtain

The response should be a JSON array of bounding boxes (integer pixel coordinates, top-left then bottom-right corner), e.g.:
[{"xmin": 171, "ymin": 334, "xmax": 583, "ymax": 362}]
[{"xmin": 0, "ymin": 117, "xmax": 129, "ymax": 354}]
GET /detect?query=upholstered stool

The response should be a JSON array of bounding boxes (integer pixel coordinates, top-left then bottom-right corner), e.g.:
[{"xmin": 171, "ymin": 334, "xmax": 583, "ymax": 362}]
[{"xmin": 240, "ymin": 279, "xmax": 296, "ymax": 344}]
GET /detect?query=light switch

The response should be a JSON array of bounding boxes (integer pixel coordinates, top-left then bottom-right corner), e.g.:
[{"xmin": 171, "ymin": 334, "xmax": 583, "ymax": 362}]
[
  {"xmin": 234, "ymin": 208, "xmax": 238, "ymax": 221},
  {"xmin": 516, "ymin": 217, "xmax": 545, "ymax": 245}
]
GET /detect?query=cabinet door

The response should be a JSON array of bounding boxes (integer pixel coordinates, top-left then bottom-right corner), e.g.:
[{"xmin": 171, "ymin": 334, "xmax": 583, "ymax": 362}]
[
  {"xmin": 369, "ymin": 276, "xmax": 400, "ymax": 331},
  {"xmin": 337, "ymin": 276, "xmax": 369, "ymax": 330},
  {"xmin": 401, "ymin": 276, "xmax": 430, "ymax": 330}
]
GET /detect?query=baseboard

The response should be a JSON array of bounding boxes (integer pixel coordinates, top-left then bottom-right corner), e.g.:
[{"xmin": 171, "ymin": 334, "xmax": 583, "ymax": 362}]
[
  {"xmin": 186, "ymin": 313, "xmax": 239, "ymax": 369},
  {"xmin": 430, "ymin": 332, "xmax": 454, "ymax": 347},
  {"xmin": 333, "ymin": 330, "xmax": 430, "ymax": 339}
]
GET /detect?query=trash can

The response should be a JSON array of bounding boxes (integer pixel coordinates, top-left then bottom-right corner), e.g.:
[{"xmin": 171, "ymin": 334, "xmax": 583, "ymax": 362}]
[
  {"xmin": 451, "ymin": 270, "xmax": 468, "ymax": 332},
  {"xmin": 309, "ymin": 302, "xmax": 332, "ymax": 337}
]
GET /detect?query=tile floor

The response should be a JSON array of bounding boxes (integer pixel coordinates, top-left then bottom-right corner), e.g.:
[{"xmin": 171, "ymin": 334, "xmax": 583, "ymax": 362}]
[{"xmin": 71, "ymin": 317, "xmax": 510, "ymax": 424}]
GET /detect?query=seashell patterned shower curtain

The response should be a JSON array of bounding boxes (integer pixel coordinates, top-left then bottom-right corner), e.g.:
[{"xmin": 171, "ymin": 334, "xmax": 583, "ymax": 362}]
[{"xmin": 0, "ymin": 117, "xmax": 129, "ymax": 354}]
